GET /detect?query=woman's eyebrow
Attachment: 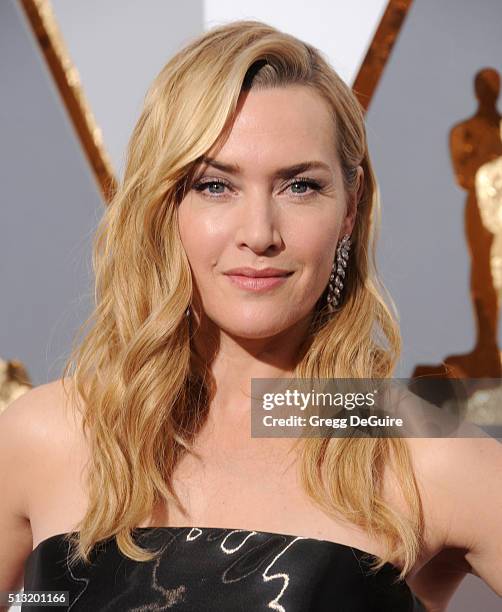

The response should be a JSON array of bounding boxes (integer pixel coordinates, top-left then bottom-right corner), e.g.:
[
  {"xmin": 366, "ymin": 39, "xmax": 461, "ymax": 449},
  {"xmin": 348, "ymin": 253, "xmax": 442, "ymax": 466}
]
[{"xmin": 200, "ymin": 156, "xmax": 331, "ymax": 179}]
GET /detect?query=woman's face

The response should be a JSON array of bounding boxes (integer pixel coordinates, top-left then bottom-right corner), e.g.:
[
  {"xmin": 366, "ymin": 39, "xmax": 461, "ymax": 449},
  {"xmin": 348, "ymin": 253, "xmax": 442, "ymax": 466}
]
[{"xmin": 178, "ymin": 85, "xmax": 360, "ymax": 339}]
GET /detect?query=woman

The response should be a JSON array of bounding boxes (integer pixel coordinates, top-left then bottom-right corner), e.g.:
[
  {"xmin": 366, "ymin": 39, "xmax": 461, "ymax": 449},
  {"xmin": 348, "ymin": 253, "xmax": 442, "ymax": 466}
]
[{"xmin": 1, "ymin": 19, "xmax": 502, "ymax": 612}]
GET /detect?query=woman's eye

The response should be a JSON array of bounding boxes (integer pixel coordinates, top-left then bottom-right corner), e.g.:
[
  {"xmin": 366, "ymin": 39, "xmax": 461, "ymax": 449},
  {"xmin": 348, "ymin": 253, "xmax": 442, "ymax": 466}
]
[
  {"xmin": 287, "ymin": 178, "xmax": 322, "ymax": 197},
  {"xmin": 192, "ymin": 179, "xmax": 231, "ymax": 198}
]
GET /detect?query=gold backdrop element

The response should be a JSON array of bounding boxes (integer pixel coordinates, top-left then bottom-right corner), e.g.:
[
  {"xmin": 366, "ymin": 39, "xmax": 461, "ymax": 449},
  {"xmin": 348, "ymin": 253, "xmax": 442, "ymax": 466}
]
[
  {"xmin": 352, "ymin": 0, "xmax": 413, "ymax": 112},
  {"xmin": 476, "ymin": 120, "xmax": 502, "ymax": 297},
  {"xmin": 0, "ymin": 357, "xmax": 32, "ymax": 414},
  {"xmin": 413, "ymin": 68, "xmax": 502, "ymax": 380},
  {"xmin": 18, "ymin": 0, "xmax": 117, "ymax": 202}
]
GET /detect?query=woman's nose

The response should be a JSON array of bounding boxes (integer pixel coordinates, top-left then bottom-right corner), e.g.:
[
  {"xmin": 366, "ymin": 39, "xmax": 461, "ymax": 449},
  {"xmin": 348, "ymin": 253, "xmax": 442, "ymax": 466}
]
[{"xmin": 234, "ymin": 193, "xmax": 283, "ymax": 254}]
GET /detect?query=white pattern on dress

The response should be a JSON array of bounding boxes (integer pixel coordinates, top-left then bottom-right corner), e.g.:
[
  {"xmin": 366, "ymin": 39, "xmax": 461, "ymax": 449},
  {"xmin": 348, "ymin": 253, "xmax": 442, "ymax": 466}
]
[
  {"xmin": 185, "ymin": 527, "xmax": 203, "ymax": 541},
  {"xmin": 262, "ymin": 536, "xmax": 307, "ymax": 612},
  {"xmin": 65, "ymin": 540, "xmax": 90, "ymax": 611},
  {"xmin": 220, "ymin": 529, "xmax": 260, "ymax": 553}
]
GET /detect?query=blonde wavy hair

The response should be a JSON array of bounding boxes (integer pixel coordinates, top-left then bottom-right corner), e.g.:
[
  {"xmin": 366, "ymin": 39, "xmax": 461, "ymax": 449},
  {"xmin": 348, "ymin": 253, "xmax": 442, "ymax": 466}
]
[{"xmin": 61, "ymin": 19, "xmax": 423, "ymax": 581}]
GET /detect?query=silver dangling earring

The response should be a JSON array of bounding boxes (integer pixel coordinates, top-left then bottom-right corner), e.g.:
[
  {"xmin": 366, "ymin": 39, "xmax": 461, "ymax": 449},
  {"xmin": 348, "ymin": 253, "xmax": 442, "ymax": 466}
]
[
  {"xmin": 185, "ymin": 306, "xmax": 191, "ymax": 318},
  {"xmin": 327, "ymin": 233, "xmax": 351, "ymax": 313}
]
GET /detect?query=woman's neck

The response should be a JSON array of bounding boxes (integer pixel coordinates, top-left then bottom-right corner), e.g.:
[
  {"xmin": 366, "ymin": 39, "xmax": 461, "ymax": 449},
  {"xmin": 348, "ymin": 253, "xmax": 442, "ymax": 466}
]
[{"xmin": 191, "ymin": 309, "xmax": 314, "ymax": 423}]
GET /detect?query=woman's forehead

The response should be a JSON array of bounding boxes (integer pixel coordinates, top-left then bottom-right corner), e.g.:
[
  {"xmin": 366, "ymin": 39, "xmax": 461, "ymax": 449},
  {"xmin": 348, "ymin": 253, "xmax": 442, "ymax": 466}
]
[
  {"xmin": 203, "ymin": 86, "xmax": 339, "ymax": 174},
  {"xmin": 230, "ymin": 86, "xmax": 333, "ymax": 138}
]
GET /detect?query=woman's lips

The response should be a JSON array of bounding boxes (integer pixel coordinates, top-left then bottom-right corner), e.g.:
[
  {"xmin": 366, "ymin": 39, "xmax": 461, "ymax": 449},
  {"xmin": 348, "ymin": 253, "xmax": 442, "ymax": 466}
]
[{"xmin": 225, "ymin": 272, "xmax": 293, "ymax": 291}]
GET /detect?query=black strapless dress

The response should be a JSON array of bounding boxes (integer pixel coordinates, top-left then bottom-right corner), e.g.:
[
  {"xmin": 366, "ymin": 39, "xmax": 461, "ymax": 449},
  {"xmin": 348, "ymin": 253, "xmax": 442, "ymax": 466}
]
[{"xmin": 23, "ymin": 526, "xmax": 426, "ymax": 611}]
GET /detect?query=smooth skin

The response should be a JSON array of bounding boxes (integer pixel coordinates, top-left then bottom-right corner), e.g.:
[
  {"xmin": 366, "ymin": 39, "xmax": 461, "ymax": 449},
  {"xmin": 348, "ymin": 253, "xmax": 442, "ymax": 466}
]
[{"xmin": 1, "ymin": 86, "xmax": 502, "ymax": 611}]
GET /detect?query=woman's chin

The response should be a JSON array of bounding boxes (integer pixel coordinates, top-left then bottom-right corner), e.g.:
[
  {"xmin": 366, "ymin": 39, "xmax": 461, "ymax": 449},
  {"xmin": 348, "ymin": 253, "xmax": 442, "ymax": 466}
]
[
  {"xmin": 229, "ymin": 328, "xmax": 285, "ymax": 340},
  {"xmin": 216, "ymin": 317, "xmax": 293, "ymax": 340}
]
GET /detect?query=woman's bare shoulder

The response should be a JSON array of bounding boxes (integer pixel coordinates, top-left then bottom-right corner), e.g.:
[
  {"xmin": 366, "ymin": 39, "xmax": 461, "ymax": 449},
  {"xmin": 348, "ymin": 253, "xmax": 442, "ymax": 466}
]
[
  {"xmin": 0, "ymin": 379, "xmax": 84, "ymax": 591},
  {"xmin": 0, "ymin": 378, "xmax": 83, "ymax": 451},
  {"xmin": 403, "ymin": 434, "xmax": 502, "ymax": 598}
]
